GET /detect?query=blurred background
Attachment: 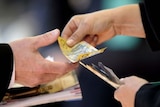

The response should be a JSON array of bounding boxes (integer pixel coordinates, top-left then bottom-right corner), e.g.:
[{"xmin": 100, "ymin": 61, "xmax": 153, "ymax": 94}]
[{"xmin": 1, "ymin": 0, "xmax": 160, "ymax": 107}]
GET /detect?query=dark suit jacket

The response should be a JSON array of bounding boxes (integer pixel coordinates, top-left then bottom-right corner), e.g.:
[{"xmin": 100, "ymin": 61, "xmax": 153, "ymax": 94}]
[
  {"xmin": 0, "ymin": 44, "xmax": 13, "ymax": 101},
  {"xmin": 135, "ymin": 0, "xmax": 160, "ymax": 107}
]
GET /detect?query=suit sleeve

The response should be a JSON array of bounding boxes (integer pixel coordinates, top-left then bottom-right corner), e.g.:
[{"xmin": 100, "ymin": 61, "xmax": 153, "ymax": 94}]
[
  {"xmin": 135, "ymin": 82, "xmax": 160, "ymax": 107},
  {"xmin": 139, "ymin": 0, "xmax": 160, "ymax": 51},
  {"xmin": 0, "ymin": 44, "xmax": 14, "ymax": 101},
  {"xmin": 135, "ymin": 0, "xmax": 160, "ymax": 106}
]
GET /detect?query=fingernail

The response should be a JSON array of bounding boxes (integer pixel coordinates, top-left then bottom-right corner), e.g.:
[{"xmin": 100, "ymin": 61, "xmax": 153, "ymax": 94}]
[
  {"xmin": 51, "ymin": 29, "xmax": 59, "ymax": 35},
  {"xmin": 67, "ymin": 39, "xmax": 74, "ymax": 46},
  {"xmin": 120, "ymin": 78, "xmax": 124, "ymax": 81}
]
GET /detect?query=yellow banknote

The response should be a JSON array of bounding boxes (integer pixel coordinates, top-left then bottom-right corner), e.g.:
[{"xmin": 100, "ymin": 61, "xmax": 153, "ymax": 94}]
[{"xmin": 58, "ymin": 36, "xmax": 106, "ymax": 63}]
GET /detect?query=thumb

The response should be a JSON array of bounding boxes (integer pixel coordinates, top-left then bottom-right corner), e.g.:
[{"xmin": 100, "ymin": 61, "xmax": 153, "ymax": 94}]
[{"xmin": 34, "ymin": 29, "xmax": 60, "ymax": 49}]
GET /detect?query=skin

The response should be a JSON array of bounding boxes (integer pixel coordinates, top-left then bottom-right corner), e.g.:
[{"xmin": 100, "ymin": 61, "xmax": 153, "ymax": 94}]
[
  {"xmin": 9, "ymin": 29, "xmax": 78, "ymax": 87},
  {"xmin": 114, "ymin": 76, "xmax": 148, "ymax": 107},
  {"xmin": 62, "ymin": 4, "xmax": 145, "ymax": 47},
  {"xmin": 62, "ymin": 4, "xmax": 148, "ymax": 107}
]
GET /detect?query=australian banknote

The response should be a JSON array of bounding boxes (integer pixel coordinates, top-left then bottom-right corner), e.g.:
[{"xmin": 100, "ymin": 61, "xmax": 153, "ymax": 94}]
[{"xmin": 58, "ymin": 36, "xmax": 106, "ymax": 63}]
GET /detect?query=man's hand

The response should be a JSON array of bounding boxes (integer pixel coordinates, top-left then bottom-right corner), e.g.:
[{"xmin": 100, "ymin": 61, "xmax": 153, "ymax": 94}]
[{"xmin": 9, "ymin": 29, "xmax": 78, "ymax": 87}]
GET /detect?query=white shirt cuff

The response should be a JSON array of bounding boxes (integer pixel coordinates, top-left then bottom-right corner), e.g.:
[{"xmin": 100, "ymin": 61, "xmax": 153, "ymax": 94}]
[{"xmin": 8, "ymin": 61, "xmax": 15, "ymax": 89}]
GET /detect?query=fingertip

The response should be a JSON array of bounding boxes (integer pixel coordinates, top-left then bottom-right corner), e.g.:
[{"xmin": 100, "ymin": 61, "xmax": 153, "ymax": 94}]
[
  {"xmin": 120, "ymin": 78, "xmax": 125, "ymax": 83},
  {"xmin": 50, "ymin": 29, "xmax": 60, "ymax": 37},
  {"xmin": 114, "ymin": 91, "xmax": 119, "ymax": 101},
  {"xmin": 36, "ymin": 29, "xmax": 60, "ymax": 48},
  {"xmin": 67, "ymin": 39, "xmax": 74, "ymax": 46}
]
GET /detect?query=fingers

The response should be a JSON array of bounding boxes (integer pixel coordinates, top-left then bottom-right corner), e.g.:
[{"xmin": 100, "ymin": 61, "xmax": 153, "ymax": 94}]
[
  {"xmin": 34, "ymin": 29, "xmax": 60, "ymax": 49},
  {"xmin": 114, "ymin": 78, "xmax": 125, "ymax": 101},
  {"xmin": 67, "ymin": 21, "xmax": 93, "ymax": 46},
  {"xmin": 114, "ymin": 85, "xmax": 122, "ymax": 101},
  {"xmin": 62, "ymin": 16, "xmax": 93, "ymax": 47},
  {"xmin": 39, "ymin": 73, "xmax": 58, "ymax": 85},
  {"xmin": 42, "ymin": 60, "xmax": 79, "ymax": 74},
  {"xmin": 19, "ymin": 62, "xmax": 79, "ymax": 87},
  {"xmin": 44, "ymin": 62, "xmax": 79, "ymax": 85},
  {"xmin": 62, "ymin": 17, "xmax": 78, "ymax": 40},
  {"xmin": 62, "ymin": 26, "xmax": 86, "ymax": 47},
  {"xmin": 84, "ymin": 35, "xmax": 98, "ymax": 47}
]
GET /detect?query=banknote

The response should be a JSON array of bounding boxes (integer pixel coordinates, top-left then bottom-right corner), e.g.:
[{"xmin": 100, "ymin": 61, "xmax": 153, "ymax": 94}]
[{"xmin": 58, "ymin": 36, "xmax": 106, "ymax": 63}]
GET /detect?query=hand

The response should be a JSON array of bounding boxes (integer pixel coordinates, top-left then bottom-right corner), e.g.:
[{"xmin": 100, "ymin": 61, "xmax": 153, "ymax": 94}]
[
  {"xmin": 9, "ymin": 29, "xmax": 78, "ymax": 87},
  {"xmin": 62, "ymin": 4, "xmax": 145, "ymax": 47},
  {"xmin": 114, "ymin": 76, "xmax": 148, "ymax": 107},
  {"xmin": 62, "ymin": 10, "xmax": 115, "ymax": 47}
]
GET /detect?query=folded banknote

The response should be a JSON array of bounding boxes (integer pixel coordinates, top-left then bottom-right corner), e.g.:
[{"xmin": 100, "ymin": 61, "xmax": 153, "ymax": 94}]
[{"xmin": 58, "ymin": 36, "xmax": 106, "ymax": 63}]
